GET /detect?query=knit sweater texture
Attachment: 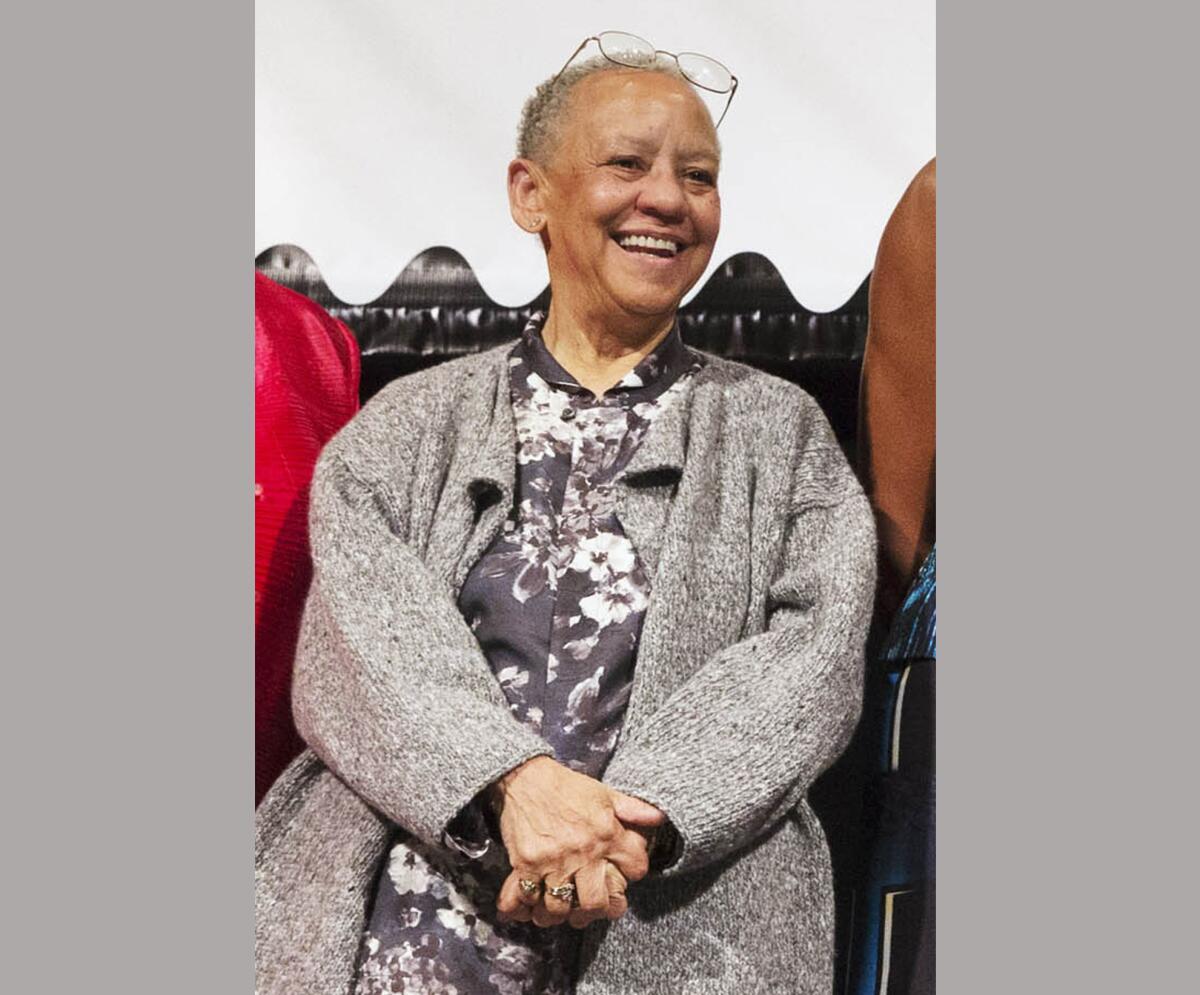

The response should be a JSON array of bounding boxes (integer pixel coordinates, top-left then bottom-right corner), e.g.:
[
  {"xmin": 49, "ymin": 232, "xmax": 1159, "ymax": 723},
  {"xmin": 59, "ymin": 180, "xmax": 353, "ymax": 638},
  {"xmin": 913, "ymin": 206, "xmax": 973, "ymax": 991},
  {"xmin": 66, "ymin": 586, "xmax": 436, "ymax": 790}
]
[{"xmin": 255, "ymin": 341, "xmax": 877, "ymax": 995}]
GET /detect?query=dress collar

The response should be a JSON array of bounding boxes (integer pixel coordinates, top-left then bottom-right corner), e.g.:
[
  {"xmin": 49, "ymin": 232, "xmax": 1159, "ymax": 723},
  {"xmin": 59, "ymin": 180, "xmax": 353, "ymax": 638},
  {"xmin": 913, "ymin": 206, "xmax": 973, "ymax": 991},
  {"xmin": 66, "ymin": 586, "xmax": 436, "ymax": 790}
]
[{"xmin": 516, "ymin": 311, "xmax": 700, "ymax": 400}]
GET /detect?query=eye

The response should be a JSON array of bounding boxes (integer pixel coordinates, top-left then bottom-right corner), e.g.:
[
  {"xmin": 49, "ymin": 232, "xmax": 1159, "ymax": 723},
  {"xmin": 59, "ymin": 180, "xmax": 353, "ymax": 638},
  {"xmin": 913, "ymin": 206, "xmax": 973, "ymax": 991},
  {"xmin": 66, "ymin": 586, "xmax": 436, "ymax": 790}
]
[
  {"xmin": 608, "ymin": 156, "xmax": 644, "ymax": 172},
  {"xmin": 685, "ymin": 168, "xmax": 716, "ymax": 187}
]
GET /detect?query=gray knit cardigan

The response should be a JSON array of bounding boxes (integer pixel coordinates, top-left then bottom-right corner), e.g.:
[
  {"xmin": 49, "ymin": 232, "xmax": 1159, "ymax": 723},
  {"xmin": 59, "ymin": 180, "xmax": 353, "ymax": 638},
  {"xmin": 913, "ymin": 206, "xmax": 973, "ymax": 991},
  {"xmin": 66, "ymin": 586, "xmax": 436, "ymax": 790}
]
[{"xmin": 255, "ymin": 342, "xmax": 877, "ymax": 995}]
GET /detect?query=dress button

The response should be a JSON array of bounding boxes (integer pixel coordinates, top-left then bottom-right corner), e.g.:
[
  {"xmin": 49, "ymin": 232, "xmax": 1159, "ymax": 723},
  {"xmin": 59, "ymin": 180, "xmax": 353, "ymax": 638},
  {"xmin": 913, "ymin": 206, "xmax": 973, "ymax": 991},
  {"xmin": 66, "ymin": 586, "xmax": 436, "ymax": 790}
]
[{"xmin": 560, "ymin": 407, "xmax": 576, "ymax": 422}]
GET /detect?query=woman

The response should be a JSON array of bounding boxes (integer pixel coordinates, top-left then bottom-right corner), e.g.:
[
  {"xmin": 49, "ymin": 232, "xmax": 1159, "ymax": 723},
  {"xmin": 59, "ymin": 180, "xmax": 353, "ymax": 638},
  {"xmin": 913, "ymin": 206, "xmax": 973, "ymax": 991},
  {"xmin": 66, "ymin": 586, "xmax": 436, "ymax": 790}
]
[
  {"xmin": 256, "ymin": 37, "xmax": 876, "ymax": 995},
  {"xmin": 254, "ymin": 271, "xmax": 361, "ymax": 805}
]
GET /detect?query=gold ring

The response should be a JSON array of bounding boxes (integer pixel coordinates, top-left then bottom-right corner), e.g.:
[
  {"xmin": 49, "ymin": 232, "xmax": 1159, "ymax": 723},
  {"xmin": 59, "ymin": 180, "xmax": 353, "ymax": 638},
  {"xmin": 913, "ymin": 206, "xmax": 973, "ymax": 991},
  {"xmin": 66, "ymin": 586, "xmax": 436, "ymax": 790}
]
[
  {"xmin": 546, "ymin": 881, "xmax": 576, "ymax": 902},
  {"xmin": 518, "ymin": 878, "xmax": 541, "ymax": 897}
]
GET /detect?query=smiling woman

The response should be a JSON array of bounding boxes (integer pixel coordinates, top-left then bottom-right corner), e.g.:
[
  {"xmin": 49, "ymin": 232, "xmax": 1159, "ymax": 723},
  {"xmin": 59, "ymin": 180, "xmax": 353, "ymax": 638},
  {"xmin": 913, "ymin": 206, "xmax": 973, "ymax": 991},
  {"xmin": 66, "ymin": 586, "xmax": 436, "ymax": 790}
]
[{"xmin": 255, "ymin": 38, "xmax": 876, "ymax": 995}]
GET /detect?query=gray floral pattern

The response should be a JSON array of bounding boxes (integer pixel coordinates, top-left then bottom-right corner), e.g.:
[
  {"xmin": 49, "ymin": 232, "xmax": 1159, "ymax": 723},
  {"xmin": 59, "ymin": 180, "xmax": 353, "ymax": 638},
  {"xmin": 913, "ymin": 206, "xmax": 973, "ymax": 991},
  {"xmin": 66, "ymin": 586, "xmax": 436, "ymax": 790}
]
[
  {"xmin": 356, "ymin": 837, "xmax": 574, "ymax": 995},
  {"xmin": 354, "ymin": 314, "xmax": 704, "ymax": 994}
]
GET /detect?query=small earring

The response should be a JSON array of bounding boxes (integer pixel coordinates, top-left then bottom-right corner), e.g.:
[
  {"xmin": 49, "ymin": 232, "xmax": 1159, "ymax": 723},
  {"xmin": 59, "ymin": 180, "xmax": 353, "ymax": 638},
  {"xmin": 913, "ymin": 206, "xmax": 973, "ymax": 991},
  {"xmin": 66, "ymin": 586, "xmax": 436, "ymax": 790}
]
[{"xmin": 527, "ymin": 217, "xmax": 544, "ymax": 232}]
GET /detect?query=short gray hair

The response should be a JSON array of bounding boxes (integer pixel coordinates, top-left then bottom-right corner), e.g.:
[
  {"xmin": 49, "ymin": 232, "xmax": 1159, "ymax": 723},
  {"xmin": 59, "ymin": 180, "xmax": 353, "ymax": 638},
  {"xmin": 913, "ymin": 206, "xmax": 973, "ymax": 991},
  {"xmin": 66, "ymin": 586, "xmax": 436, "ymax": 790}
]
[{"xmin": 516, "ymin": 55, "xmax": 698, "ymax": 165}]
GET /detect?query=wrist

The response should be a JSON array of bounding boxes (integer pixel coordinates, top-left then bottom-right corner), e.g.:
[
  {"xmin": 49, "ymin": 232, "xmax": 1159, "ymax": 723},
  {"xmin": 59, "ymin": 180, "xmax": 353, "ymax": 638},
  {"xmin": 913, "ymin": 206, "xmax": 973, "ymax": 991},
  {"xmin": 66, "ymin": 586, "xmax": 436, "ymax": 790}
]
[{"xmin": 490, "ymin": 755, "xmax": 555, "ymax": 812}]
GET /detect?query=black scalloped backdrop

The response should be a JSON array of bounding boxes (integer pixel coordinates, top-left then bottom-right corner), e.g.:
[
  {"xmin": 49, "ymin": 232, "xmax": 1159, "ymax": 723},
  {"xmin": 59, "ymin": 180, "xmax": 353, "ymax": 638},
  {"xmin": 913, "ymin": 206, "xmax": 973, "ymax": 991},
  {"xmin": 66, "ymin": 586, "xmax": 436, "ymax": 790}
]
[{"xmin": 255, "ymin": 244, "xmax": 869, "ymax": 459}]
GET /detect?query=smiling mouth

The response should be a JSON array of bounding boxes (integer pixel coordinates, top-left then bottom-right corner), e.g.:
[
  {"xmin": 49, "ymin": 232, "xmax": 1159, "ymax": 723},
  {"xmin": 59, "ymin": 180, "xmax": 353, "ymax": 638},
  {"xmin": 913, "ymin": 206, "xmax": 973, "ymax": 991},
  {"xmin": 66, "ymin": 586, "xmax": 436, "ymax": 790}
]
[{"xmin": 613, "ymin": 234, "xmax": 683, "ymax": 258}]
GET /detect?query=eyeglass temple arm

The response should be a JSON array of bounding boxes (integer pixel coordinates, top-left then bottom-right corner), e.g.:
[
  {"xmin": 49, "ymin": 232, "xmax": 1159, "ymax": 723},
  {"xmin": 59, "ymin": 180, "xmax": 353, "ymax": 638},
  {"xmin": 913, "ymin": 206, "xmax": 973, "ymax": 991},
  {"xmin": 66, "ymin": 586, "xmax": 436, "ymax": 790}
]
[
  {"xmin": 715, "ymin": 75, "xmax": 738, "ymax": 129},
  {"xmin": 552, "ymin": 37, "xmax": 737, "ymax": 129},
  {"xmin": 552, "ymin": 37, "xmax": 598, "ymax": 83}
]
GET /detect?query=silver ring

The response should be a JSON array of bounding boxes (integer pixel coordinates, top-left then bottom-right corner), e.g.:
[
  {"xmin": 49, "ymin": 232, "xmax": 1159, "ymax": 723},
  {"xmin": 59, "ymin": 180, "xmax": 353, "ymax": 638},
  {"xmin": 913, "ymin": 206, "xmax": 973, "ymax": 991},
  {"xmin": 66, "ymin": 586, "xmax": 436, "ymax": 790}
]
[
  {"xmin": 518, "ymin": 878, "xmax": 541, "ymax": 897},
  {"xmin": 545, "ymin": 881, "xmax": 576, "ymax": 902}
]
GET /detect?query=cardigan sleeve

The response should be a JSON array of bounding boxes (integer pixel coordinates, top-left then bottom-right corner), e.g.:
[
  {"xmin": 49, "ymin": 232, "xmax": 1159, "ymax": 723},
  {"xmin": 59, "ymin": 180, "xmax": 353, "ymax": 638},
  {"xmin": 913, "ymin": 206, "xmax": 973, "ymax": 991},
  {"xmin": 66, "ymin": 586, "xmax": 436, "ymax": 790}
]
[
  {"xmin": 602, "ymin": 417, "xmax": 877, "ymax": 877},
  {"xmin": 291, "ymin": 433, "xmax": 554, "ymax": 852}
]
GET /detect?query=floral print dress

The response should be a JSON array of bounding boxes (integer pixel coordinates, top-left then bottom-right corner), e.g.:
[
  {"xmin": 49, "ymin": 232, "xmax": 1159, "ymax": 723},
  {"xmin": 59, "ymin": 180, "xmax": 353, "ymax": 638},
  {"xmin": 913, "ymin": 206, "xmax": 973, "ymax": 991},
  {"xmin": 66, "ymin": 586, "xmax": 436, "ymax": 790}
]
[{"xmin": 352, "ymin": 315, "xmax": 704, "ymax": 995}]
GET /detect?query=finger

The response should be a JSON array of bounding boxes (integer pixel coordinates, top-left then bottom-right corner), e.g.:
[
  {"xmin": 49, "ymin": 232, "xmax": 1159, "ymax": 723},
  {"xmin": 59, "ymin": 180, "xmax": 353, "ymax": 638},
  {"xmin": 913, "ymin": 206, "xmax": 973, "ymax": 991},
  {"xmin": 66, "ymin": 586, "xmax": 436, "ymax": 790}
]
[
  {"xmin": 509, "ymin": 869, "xmax": 542, "ymax": 909},
  {"xmin": 497, "ymin": 872, "xmax": 527, "ymax": 917},
  {"xmin": 539, "ymin": 874, "xmax": 576, "ymax": 923},
  {"xmin": 609, "ymin": 791, "xmax": 666, "ymax": 828},
  {"xmin": 605, "ymin": 889, "xmax": 629, "ymax": 921},
  {"xmin": 605, "ymin": 829, "xmax": 651, "ymax": 883},
  {"xmin": 603, "ymin": 861, "xmax": 629, "ymax": 921},
  {"xmin": 531, "ymin": 900, "xmax": 569, "ymax": 928},
  {"xmin": 568, "ymin": 862, "xmax": 609, "ymax": 929}
]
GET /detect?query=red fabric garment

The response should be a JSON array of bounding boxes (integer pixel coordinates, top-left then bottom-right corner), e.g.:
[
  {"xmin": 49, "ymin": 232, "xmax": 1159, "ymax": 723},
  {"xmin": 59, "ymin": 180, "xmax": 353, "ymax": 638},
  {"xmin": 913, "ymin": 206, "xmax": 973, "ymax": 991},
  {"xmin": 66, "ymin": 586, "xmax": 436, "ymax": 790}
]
[{"xmin": 255, "ymin": 272, "xmax": 360, "ymax": 804}]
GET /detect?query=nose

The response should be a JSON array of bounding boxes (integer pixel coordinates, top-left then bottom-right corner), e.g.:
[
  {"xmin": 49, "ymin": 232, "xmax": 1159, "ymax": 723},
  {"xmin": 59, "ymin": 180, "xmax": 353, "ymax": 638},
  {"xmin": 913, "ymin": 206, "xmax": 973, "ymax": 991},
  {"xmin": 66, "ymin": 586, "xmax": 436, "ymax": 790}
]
[{"xmin": 635, "ymin": 162, "xmax": 687, "ymax": 221}]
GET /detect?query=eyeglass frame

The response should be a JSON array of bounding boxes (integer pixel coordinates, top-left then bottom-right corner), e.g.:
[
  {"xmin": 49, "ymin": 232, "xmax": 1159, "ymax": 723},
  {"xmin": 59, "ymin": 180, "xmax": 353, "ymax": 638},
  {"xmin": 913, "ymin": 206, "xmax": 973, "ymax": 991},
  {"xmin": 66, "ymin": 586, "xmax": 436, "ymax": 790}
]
[{"xmin": 551, "ymin": 31, "xmax": 739, "ymax": 129}]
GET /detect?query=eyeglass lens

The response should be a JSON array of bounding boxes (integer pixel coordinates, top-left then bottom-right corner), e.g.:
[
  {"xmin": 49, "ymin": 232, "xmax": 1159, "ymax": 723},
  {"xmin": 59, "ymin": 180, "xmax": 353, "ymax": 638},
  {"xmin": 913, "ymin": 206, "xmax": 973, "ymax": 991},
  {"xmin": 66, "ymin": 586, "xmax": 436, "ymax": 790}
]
[
  {"xmin": 597, "ymin": 31, "xmax": 657, "ymax": 68},
  {"xmin": 676, "ymin": 53, "xmax": 732, "ymax": 94},
  {"xmin": 597, "ymin": 31, "xmax": 732, "ymax": 94}
]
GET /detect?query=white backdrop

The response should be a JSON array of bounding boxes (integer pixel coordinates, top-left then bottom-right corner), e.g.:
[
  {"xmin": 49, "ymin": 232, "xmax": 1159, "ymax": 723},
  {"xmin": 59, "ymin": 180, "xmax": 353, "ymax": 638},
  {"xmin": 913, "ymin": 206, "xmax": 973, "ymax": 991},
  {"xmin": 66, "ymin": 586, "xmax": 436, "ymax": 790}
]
[{"xmin": 255, "ymin": 0, "xmax": 934, "ymax": 312}]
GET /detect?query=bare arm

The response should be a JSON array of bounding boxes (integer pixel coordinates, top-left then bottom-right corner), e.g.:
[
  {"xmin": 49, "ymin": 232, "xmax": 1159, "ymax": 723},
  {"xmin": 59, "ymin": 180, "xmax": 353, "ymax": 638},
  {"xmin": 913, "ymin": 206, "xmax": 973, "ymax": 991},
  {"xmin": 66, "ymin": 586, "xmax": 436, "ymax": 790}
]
[{"xmin": 858, "ymin": 157, "xmax": 936, "ymax": 617}]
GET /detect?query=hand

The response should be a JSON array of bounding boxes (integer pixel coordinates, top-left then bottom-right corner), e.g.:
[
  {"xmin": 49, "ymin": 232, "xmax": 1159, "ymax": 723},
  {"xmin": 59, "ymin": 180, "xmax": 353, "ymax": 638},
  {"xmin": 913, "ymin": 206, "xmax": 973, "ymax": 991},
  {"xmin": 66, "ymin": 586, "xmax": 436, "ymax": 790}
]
[
  {"xmin": 490, "ymin": 756, "xmax": 664, "ymax": 926},
  {"xmin": 498, "ymin": 859, "xmax": 629, "ymax": 929}
]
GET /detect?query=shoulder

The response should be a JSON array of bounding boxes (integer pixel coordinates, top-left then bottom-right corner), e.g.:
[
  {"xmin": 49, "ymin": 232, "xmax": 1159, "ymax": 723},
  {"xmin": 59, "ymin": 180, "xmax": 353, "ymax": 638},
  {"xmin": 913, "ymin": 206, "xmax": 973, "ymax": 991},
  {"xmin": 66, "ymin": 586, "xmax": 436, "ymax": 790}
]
[
  {"xmin": 254, "ymin": 274, "xmax": 359, "ymax": 384},
  {"xmin": 254, "ymin": 273, "xmax": 354, "ymax": 351},
  {"xmin": 254, "ymin": 272, "xmax": 335, "ymax": 325},
  {"xmin": 690, "ymin": 351, "xmax": 831, "ymax": 443},
  {"xmin": 691, "ymin": 352, "xmax": 863, "ymax": 510},
  {"xmin": 364, "ymin": 342, "xmax": 514, "ymax": 418},
  {"xmin": 322, "ymin": 342, "xmax": 514, "ymax": 473}
]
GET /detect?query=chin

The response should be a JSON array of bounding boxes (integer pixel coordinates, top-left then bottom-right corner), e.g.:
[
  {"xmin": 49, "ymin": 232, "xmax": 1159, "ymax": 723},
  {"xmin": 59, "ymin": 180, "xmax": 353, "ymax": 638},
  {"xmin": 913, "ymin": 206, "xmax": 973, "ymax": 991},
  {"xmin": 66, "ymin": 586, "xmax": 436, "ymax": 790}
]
[
  {"xmin": 608, "ymin": 279, "xmax": 697, "ymax": 319},
  {"xmin": 613, "ymin": 294, "xmax": 685, "ymax": 320}
]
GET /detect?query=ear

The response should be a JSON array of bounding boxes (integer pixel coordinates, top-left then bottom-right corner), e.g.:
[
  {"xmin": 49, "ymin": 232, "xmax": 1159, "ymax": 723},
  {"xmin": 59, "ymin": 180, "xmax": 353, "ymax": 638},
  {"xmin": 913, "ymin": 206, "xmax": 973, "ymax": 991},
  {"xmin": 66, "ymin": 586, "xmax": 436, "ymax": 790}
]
[{"xmin": 508, "ymin": 158, "xmax": 549, "ymax": 235}]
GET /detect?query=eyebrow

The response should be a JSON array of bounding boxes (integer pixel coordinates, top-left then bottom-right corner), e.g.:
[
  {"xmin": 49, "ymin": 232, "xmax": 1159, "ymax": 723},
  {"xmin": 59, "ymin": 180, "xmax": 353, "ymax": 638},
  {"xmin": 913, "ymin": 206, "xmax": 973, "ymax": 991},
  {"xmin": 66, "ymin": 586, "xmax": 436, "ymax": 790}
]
[{"xmin": 604, "ymin": 135, "xmax": 720, "ymax": 162}]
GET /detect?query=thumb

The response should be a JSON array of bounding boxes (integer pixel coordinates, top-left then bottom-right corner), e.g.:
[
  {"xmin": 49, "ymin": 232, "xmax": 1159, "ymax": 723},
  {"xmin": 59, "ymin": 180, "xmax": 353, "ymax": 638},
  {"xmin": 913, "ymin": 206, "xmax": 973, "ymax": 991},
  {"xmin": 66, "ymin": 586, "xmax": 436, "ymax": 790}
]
[{"xmin": 609, "ymin": 790, "xmax": 667, "ymax": 827}]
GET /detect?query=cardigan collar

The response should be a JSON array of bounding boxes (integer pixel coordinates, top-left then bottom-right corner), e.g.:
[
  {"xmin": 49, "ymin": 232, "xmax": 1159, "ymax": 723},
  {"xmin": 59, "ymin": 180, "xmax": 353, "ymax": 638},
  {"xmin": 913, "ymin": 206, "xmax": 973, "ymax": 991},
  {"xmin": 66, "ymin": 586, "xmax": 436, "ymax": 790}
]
[{"xmin": 463, "ymin": 354, "xmax": 517, "ymax": 503}]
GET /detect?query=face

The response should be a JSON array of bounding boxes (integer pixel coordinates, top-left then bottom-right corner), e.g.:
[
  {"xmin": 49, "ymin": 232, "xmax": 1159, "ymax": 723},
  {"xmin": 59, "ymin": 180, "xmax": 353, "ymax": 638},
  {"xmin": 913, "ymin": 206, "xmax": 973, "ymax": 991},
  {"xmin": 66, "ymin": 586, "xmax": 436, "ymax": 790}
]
[{"xmin": 535, "ymin": 70, "xmax": 722, "ymax": 322}]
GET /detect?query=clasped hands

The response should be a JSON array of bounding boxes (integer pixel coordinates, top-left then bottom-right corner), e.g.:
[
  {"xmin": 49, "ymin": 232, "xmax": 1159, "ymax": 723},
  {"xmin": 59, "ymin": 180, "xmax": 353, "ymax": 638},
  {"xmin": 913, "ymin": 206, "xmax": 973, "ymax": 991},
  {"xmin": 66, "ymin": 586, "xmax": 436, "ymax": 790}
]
[{"xmin": 490, "ymin": 755, "xmax": 665, "ymax": 930}]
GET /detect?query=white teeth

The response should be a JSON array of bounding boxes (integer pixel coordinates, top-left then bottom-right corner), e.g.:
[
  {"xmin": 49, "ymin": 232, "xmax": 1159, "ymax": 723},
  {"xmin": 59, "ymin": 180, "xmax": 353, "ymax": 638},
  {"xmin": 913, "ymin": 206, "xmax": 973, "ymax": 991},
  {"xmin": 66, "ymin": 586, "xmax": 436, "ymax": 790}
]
[{"xmin": 617, "ymin": 234, "xmax": 680, "ymax": 255}]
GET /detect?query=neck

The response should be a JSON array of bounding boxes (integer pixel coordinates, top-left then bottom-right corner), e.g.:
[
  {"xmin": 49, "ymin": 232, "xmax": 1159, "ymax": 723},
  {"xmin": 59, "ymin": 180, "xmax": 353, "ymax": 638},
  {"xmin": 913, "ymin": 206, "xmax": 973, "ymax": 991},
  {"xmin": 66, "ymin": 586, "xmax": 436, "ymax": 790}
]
[{"xmin": 541, "ymin": 299, "xmax": 675, "ymax": 397}]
